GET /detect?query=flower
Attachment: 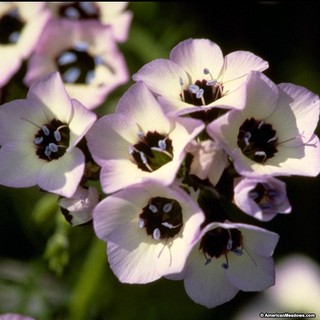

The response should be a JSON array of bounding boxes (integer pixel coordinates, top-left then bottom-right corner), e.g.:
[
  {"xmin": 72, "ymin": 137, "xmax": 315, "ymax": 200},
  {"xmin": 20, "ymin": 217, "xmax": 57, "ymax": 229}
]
[
  {"xmin": 86, "ymin": 81, "xmax": 205, "ymax": 194},
  {"xmin": 59, "ymin": 185, "xmax": 99, "ymax": 226},
  {"xmin": 233, "ymin": 177, "xmax": 291, "ymax": 221},
  {"xmin": 46, "ymin": 2, "xmax": 133, "ymax": 43},
  {"xmin": 133, "ymin": 38, "xmax": 268, "ymax": 115},
  {"xmin": 207, "ymin": 71, "xmax": 320, "ymax": 177},
  {"xmin": 171, "ymin": 221, "xmax": 279, "ymax": 308},
  {"xmin": 185, "ymin": 139, "xmax": 229, "ymax": 186},
  {"xmin": 24, "ymin": 18, "xmax": 129, "ymax": 110},
  {"xmin": 0, "ymin": 72, "xmax": 97, "ymax": 197},
  {"xmin": 93, "ymin": 180, "xmax": 205, "ymax": 284},
  {"xmin": 0, "ymin": 3, "xmax": 51, "ymax": 87}
]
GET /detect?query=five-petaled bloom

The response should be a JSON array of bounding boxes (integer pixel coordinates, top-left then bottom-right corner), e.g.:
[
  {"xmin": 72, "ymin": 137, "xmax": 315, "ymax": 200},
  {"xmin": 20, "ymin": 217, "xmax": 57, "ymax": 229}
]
[
  {"xmin": 86, "ymin": 81, "xmax": 205, "ymax": 194},
  {"xmin": 133, "ymin": 38, "xmax": 268, "ymax": 115},
  {"xmin": 207, "ymin": 71, "xmax": 320, "ymax": 177},
  {"xmin": 0, "ymin": 71, "xmax": 97, "ymax": 197},
  {"xmin": 93, "ymin": 180, "xmax": 205, "ymax": 284},
  {"xmin": 169, "ymin": 222, "xmax": 279, "ymax": 308}
]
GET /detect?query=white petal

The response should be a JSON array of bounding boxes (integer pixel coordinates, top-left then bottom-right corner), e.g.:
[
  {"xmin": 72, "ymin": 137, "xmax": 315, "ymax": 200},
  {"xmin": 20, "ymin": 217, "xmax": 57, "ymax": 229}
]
[
  {"xmin": 68, "ymin": 99, "xmax": 97, "ymax": 150},
  {"xmin": 27, "ymin": 72, "xmax": 73, "ymax": 124},
  {"xmin": 107, "ymin": 223, "xmax": 161, "ymax": 284},
  {"xmin": 0, "ymin": 141, "xmax": 43, "ymax": 187},
  {"xmin": 133, "ymin": 59, "xmax": 189, "ymax": 99},
  {"xmin": 170, "ymin": 38, "xmax": 224, "ymax": 81},
  {"xmin": 183, "ymin": 249, "xmax": 239, "ymax": 308},
  {"xmin": 226, "ymin": 252, "xmax": 275, "ymax": 292},
  {"xmin": 38, "ymin": 148, "xmax": 84, "ymax": 197}
]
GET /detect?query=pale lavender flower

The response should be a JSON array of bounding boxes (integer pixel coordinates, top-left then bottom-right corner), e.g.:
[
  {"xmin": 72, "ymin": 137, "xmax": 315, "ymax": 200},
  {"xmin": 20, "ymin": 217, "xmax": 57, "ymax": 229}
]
[
  {"xmin": 0, "ymin": 72, "xmax": 97, "ymax": 197},
  {"xmin": 0, "ymin": 3, "xmax": 51, "ymax": 86},
  {"xmin": 171, "ymin": 222, "xmax": 279, "ymax": 308},
  {"xmin": 24, "ymin": 18, "xmax": 129, "ymax": 110},
  {"xmin": 208, "ymin": 71, "xmax": 320, "ymax": 177},
  {"xmin": 233, "ymin": 177, "xmax": 292, "ymax": 221},
  {"xmin": 133, "ymin": 38, "xmax": 268, "ymax": 115},
  {"xmin": 59, "ymin": 185, "xmax": 99, "ymax": 226},
  {"xmin": 47, "ymin": 2, "xmax": 133, "ymax": 43},
  {"xmin": 86, "ymin": 81, "xmax": 205, "ymax": 194},
  {"xmin": 93, "ymin": 180, "xmax": 205, "ymax": 284}
]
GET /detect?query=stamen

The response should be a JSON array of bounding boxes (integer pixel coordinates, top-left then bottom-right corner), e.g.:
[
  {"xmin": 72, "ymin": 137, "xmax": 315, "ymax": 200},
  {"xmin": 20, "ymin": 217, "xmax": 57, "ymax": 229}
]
[
  {"xmin": 44, "ymin": 146, "xmax": 51, "ymax": 158},
  {"xmin": 137, "ymin": 131, "xmax": 144, "ymax": 139},
  {"xmin": 189, "ymin": 84, "xmax": 199, "ymax": 94},
  {"xmin": 158, "ymin": 139, "xmax": 166, "ymax": 150},
  {"xmin": 138, "ymin": 218, "xmax": 145, "ymax": 228},
  {"xmin": 254, "ymin": 151, "xmax": 267, "ymax": 161},
  {"xmin": 267, "ymin": 136, "xmax": 278, "ymax": 143},
  {"xmin": 162, "ymin": 222, "xmax": 182, "ymax": 229},
  {"xmin": 54, "ymin": 131, "xmax": 61, "ymax": 142},
  {"xmin": 148, "ymin": 204, "xmax": 158, "ymax": 213},
  {"xmin": 227, "ymin": 238, "xmax": 233, "ymax": 251},
  {"xmin": 244, "ymin": 131, "xmax": 251, "ymax": 146},
  {"xmin": 153, "ymin": 228, "xmax": 161, "ymax": 240},
  {"xmin": 206, "ymin": 79, "xmax": 218, "ymax": 86},
  {"xmin": 48, "ymin": 143, "xmax": 59, "ymax": 153},
  {"xmin": 258, "ymin": 121, "xmax": 264, "ymax": 129},
  {"xmin": 248, "ymin": 191, "xmax": 259, "ymax": 200},
  {"xmin": 33, "ymin": 137, "xmax": 43, "ymax": 145},
  {"xmin": 42, "ymin": 125, "xmax": 50, "ymax": 136},
  {"xmin": 163, "ymin": 203, "xmax": 172, "ymax": 213},
  {"xmin": 267, "ymin": 190, "xmax": 279, "ymax": 197},
  {"xmin": 140, "ymin": 152, "xmax": 148, "ymax": 164},
  {"xmin": 221, "ymin": 262, "xmax": 229, "ymax": 269}
]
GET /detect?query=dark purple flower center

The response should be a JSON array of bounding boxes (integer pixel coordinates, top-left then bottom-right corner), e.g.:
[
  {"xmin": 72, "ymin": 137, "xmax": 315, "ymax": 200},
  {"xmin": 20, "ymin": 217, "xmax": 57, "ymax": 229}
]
[
  {"xmin": 55, "ymin": 46, "xmax": 96, "ymax": 84},
  {"xmin": 180, "ymin": 79, "xmax": 223, "ymax": 106},
  {"xmin": 249, "ymin": 183, "xmax": 280, "ymax": 212},
  {"xmin": 237, "ymin": 117, "xmax": 278, "ymax": 163},
  {"xmin": 139, "ymin": 197, "xmax": 183, "ymax": 240},
  {"xmin": 130, "ymin": 131, "xmax": 173, "ymax": 172},
  {"xmin": 33, "ymin": 119, "xmax": 70, "ymax": 161},
  {"xmin": 200, "ymin": 227, "xmax": 243, "ymax": 268},
  {"xmin": 0, "ymin": 9, "xmax": 23, "ymax": 44},
  {"xmin": 58, "ymin": 2, "xmax": 100, "ymax": 20}
]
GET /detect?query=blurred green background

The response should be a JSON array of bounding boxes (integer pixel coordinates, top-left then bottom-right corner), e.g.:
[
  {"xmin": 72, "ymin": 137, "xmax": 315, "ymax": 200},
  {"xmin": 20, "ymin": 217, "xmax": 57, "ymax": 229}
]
[{"xmin": 1, "ymin": 2, "xmax": 319, "ymax": 319}]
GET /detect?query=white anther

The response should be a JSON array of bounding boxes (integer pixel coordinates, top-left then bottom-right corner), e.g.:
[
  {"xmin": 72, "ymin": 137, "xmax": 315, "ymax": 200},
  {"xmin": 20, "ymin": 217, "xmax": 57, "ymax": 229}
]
[
  {"xmin": 227, "ymin": 239, "xmax": 233, "ymax": 251},
  {"xmin": 33, "ymin": 137, "xmax": 43, "ymax": 145},
  {"xmin": 54, "ymin": 130, "xmax": 61, "ymax": 142},
  {"xmin": 140, "ymin": 152, "xmax": 148, "ymax": 164},
  {"xmin": 206, "ymin": 79, "xmax": 218, "ymax": 86},
  {"xmin": 158, "ymin": 139, "xmax": 166, "ymax": 150},
  {"xmin": 244, "ymin": 132, "xmax": 251, "ymax": 145},
  {"xmin": 128, "ymin": 146, "xmax": 134, "ymax": 155},
  {"xmin": 148, "ymin": 204, "xmax": 158, "ymax": 213},
  {"xmin": 44, "ymin": 146, "xmax": 51, "ymax": 158},
  {"xmin": 205, "ymin": 258, "xmax": 212, "ymax": 265},
  {"xmin": 162, "ymin": 222, "xmax": 174, "ymax": 229},
  {"xmin": 65, "ymin": 7, "xmax": 80, "ymax": 19},
  {"xmin": 48, "ymin": 143, "xmax": 59, "ymax": 153},
  {"xmin": 267, "ymin": 136, "xmax": 277, "ymax": 143},
  {"xmin": 42, "ymin": 125, "xmax": 50, "ymax": 136},
  {"xmin": 179, "ymin": 76, "xmax": 184, "ymax": 86},
  {"xmin": 153, "ymin": 228, "xmax": 161, "ymax": 240},
  {"xmin": 138, "ymin": 218, "xmax": 145, "ymax": 228},
  {"xmin": 258, "ymin": 121, "xmax": 264, "ymax": 129},
  {"xmin": 189, "ymin": 84, "xmax": 199, "ymax": 94},
  {"xmin": 255, "ymin": 151, "xmax": 267, "ymax": 161},
  {"xmin": 163, "ymin": 203, "xmax": 172, "ymax": 213},
  {"xmin": 196, "ymin": 88, "xmax": 204, "ymax": 99}
]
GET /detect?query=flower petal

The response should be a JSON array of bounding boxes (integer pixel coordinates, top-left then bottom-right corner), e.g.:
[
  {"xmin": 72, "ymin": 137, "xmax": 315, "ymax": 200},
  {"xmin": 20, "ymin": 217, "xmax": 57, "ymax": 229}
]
[
  {"xmin": 0, "ymin": 141, "xmax": 43, "ymax": 187},
  {"xmin": 170, "ymin": 38, "xmax": 224, "ymax": 81},
  {"xmin": 38, "ymin": 148, "xmax": 84, "ymax": 197}
]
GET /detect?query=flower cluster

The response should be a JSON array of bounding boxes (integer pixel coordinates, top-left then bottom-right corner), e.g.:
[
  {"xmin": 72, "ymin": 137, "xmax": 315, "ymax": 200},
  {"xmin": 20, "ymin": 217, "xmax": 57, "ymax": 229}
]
[{"xmin": 1, "ymin": 6, "xmax": 319, "ymax": 310}]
